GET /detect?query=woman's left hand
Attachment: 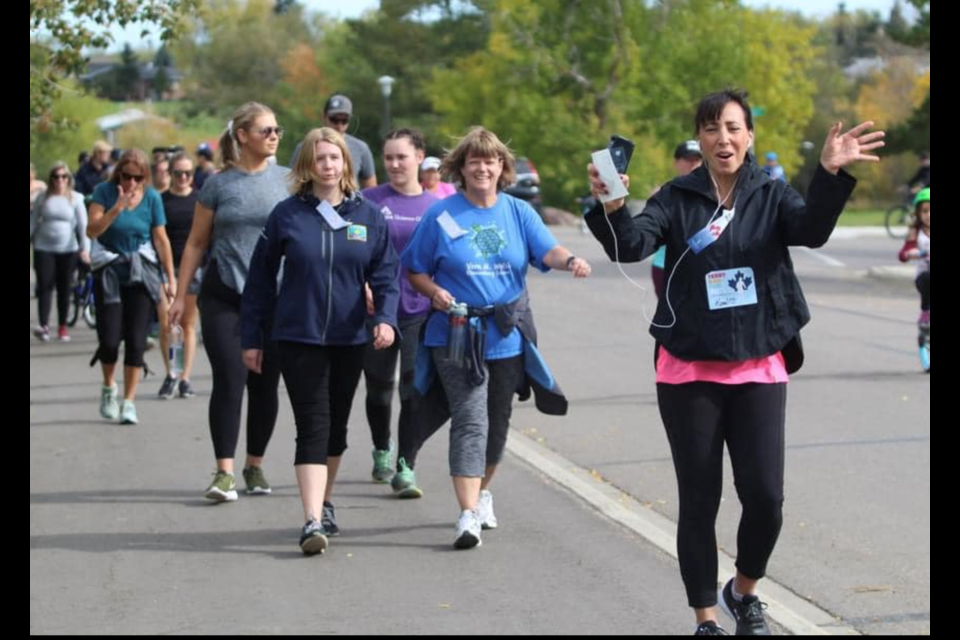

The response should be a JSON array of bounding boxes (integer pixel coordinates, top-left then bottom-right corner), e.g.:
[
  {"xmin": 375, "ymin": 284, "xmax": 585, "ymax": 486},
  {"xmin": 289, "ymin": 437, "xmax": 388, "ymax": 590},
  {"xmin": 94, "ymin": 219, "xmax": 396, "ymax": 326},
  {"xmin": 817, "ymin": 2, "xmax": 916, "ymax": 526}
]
[
  {"xmin": 372, "ymin": 323, "xmax": 395, "ymax": 350},
  {"xmin": 164, "ymin": 281, "xmax": 177, "ymax": 303},
  {"xmin": 821, "ymin": 120, "xmax": 886, "ymax": 174}
]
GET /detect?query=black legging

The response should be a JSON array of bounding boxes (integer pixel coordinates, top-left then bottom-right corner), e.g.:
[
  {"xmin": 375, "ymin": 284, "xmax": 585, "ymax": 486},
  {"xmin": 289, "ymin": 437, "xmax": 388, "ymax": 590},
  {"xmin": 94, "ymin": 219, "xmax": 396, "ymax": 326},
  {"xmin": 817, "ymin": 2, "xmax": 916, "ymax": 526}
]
[
  {"xmin": 199, "ymin": 265, "xmax": 280, "ymax": 460},
  {"xmin": 362, "ymin": 337, "xmax": 396, "ymax": 452},
  {"xmin": 363, "ymin": 315, "xmax": 428, "ymax": 458},
  {"xmin": 93, "ymin": 275, "xmax": 153, "ymax": 368},
  {"xmin": 916, "ymin": 271, "xmax": 930, "ymax": 312},
  {"xmin": 657, "ymin": 382, "xmax": 786, "ymax": 609},
  {"xmin": 278, "ymin": 343, "xmax": 365, "ymax": 465},
  {"xmin": 34, "ymin": 250, "xmax": 78, "ymax": 328}
]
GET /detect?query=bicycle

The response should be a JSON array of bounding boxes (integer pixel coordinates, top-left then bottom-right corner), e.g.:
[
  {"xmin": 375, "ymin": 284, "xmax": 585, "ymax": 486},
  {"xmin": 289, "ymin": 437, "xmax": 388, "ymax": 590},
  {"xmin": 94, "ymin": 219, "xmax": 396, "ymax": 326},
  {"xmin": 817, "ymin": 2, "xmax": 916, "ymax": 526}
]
[
  {"xmin": 67, "ymin": 262, "xmax": 96, "ymax": 329},
  {"xmin": 885, "ymin": 197, "xmax": 915, "ymax": 239}
]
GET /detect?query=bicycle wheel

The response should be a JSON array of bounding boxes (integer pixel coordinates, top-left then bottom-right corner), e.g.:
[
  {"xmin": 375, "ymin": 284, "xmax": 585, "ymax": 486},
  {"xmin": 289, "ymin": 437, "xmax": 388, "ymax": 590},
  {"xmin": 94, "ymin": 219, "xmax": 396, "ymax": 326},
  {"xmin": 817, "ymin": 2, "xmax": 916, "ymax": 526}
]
[
  {"xmin": 66, "ymin": 290, "xmax": 82, "ymax": 327},
  {"xmin": 83, "ymin": 301, "xmax": 97, "ymax": 329},
  {"xmin": 885, "ymin": 204, "xmax": 912, "ymax": 239}
]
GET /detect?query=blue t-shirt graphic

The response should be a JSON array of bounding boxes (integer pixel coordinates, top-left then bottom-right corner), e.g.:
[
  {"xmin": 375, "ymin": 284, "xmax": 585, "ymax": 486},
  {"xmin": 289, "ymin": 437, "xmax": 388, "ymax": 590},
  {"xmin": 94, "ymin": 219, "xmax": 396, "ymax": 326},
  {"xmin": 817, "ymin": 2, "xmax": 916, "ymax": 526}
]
[{"xmin": 402, "ymin": 192, "xmax": 557, "ymax": 359}]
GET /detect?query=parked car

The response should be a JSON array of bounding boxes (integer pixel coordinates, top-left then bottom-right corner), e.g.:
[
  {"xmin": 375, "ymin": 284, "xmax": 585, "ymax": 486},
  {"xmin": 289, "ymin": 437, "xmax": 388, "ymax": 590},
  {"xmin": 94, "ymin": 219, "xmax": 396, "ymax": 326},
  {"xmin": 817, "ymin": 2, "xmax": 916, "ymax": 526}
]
[{"xmin": 505, "ymin": 156, "xmax": 542, "ymax": 214}]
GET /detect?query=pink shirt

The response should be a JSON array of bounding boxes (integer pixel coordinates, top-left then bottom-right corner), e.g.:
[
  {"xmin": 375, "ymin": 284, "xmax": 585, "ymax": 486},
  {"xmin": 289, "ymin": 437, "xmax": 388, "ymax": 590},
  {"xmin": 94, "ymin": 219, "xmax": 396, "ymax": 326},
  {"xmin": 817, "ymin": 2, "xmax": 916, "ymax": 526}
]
[
  {"xmin": 423, "ymin": 181, "xmax": 457, "ymax": 199},
  {"xmin": 656, "ymin": 347, "xmax": 789, "ymax": 385}
]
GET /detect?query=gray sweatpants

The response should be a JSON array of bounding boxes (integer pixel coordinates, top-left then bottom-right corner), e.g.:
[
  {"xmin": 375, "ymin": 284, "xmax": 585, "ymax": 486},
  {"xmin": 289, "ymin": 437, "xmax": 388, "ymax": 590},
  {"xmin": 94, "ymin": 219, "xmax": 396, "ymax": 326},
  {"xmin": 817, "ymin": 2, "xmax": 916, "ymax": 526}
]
[{"xmin": 432, "ymin": 349, "xmax": 525, "ymax": 477}]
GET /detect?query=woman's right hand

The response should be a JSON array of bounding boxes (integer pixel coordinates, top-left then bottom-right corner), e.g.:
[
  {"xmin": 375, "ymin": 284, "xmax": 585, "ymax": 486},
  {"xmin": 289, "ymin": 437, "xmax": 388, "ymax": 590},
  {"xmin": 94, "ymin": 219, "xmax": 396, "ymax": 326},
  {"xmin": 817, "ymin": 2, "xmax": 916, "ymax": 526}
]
[
  {"xmin": 588, "ymin": 164, "xmax": 629, "ymax": 215},
  {"xmin": 431, "ymin": 288, "xmax": 455, "ymax": 311},
  {"xmin": 168, "ymin": 297, "xmax": 185, "ymax": 327},
  {"xmin": 242, "ymin": 349, "xmax": 263, "ymax": 374},
  {"xmin": 116, "ymin": 185, "xmax": 136, "ymax": 211}
]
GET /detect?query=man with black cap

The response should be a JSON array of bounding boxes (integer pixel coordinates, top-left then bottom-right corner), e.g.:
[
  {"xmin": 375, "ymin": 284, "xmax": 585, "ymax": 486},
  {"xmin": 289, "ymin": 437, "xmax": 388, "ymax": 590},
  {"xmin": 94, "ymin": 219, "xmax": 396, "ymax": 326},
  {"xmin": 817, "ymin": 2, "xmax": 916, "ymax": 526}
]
[{"xmin": 289, "ymin": 94, "xmax": 377, "ymax": 188}]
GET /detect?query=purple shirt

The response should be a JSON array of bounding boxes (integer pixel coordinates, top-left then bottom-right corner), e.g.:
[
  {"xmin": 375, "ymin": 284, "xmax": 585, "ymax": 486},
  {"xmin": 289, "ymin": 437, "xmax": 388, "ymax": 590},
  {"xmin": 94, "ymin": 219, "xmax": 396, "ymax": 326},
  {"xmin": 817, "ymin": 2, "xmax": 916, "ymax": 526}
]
[{"xmin": 362, "ymin": 184, "xmax": 438, "ymax": 319}]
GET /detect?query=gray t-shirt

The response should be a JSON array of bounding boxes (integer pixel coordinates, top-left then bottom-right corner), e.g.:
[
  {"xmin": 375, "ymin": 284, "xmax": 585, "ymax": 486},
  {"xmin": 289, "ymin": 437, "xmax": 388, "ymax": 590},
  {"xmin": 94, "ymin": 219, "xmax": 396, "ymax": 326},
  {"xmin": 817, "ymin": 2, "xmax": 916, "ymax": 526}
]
[
  {"xmin": 198, "ymin": 164, "xmax": 290, "ymax": 294},
  {"xmin": 346, "ymin": 134, "xmax": 376, "ymax": 184},
  {"xmin": 289, "ymin": 133, "xmax": 376, "ymax": 184},
  {"xmin": 30, "ymin": 191, "xmax": 90, "ymax": 254}
]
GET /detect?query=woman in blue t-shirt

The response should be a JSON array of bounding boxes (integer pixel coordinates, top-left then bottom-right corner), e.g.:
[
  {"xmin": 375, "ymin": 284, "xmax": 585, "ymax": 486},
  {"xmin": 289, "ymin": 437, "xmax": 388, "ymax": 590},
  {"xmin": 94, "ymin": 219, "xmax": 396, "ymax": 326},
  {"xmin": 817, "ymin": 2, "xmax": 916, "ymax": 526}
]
[
  {"xmin": 403, "ymin": 127, "xmax": 591, "ymax": 549},
  {"xmin": 87, "ymin": 149, "xmax": 177, "ymax": 425}
]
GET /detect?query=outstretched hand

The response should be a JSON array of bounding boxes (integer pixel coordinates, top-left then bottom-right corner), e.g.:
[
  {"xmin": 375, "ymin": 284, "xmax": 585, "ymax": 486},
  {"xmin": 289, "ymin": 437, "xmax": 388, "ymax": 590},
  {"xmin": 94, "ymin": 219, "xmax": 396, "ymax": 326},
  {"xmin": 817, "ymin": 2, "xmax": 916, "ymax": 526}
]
[{"xmin": 821, "ymin": 121, "xmax": 885, "ymax": 175}]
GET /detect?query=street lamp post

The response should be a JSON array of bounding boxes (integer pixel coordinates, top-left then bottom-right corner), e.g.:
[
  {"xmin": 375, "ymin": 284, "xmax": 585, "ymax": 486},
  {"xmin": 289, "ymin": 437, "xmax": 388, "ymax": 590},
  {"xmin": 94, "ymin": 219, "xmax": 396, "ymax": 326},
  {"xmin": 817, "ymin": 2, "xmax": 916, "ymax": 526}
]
[{"xmin": 378, "ymin": 75, "xmax": 395, "ymax": 136}]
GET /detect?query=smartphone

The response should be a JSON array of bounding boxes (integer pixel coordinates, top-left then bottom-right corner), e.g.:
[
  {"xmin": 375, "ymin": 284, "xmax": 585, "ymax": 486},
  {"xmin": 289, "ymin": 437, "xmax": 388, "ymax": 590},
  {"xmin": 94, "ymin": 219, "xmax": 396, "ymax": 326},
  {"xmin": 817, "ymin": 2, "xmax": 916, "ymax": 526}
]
[{"xmin": 608, "ymin": 134, "xmax": 635, "ymax": 174}]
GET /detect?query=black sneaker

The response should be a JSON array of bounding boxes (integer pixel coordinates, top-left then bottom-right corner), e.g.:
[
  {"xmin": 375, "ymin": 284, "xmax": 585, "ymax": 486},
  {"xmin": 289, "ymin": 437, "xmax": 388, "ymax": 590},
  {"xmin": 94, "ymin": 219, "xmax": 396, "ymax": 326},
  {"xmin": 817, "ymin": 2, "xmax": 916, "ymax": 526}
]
[
  {"xmin": 178, "ymin": 379, "xmax": 196, "ymax": 398},
  {"xmin": 695, "ymin": 621, "xmax": 729, "ymax": 636},
  {"xmin": 321, "ymin": 501, "xmax": 339, "ymax": 537},
  {"xmin": 299, "ymin": 519, "xmax": 328, "ymax": 556},
  {"xmin": 158, "ymin": 375, "xmax": 178, "ymax": 400},
  {"xmin": 719, "ymin": 579, "xmax": 771, "ymax": 636}
]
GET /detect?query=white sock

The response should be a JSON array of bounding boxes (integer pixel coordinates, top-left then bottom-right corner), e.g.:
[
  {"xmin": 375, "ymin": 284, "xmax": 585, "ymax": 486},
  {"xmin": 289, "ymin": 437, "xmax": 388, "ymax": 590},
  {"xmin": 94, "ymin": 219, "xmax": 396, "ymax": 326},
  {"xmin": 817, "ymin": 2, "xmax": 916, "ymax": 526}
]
[{"xmin": 732, "ymin": 581, "xmax": 748, "ymax": 602}]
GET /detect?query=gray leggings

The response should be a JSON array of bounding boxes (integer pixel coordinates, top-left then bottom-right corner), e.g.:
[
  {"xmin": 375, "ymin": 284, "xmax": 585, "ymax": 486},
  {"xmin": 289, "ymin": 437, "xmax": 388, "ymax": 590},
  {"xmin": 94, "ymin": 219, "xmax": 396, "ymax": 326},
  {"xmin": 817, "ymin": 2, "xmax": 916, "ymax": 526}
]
[{"xmin": 432, "ymin": 349, "xmax": 525, "ymax": 477}]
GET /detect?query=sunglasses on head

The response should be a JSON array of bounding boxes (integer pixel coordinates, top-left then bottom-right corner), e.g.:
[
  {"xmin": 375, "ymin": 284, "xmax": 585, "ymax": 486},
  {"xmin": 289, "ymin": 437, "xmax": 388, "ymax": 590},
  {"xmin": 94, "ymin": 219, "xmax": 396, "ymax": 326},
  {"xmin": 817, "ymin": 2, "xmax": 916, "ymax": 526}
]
[{"xmin": 120, "ymin": 171, "xmax": 146, "ymax": 183}]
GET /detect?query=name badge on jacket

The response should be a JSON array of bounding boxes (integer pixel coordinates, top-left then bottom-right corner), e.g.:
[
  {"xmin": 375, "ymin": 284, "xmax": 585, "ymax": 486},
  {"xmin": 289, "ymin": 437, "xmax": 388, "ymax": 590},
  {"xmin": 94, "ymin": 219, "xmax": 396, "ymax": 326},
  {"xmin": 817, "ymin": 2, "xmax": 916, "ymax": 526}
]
[
  {"xmin": 705, "ymin": 267, "xmax": 758, "ymax": 310},
  {"xmin": 347, "ymin": 224, "xmax": 368, "ymax": 242}
]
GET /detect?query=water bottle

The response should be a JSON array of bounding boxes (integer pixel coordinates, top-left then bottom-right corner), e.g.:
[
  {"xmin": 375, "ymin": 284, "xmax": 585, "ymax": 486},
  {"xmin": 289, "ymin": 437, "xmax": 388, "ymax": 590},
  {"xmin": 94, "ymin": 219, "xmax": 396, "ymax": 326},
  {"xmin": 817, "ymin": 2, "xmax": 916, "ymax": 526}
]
[
  {"xmin": 446, "ymin": 302, "xmax": 468, "ymax": 365},
  {"xmin": 168, "ymin": 324, "xmax": 185, "ymax": 378}
]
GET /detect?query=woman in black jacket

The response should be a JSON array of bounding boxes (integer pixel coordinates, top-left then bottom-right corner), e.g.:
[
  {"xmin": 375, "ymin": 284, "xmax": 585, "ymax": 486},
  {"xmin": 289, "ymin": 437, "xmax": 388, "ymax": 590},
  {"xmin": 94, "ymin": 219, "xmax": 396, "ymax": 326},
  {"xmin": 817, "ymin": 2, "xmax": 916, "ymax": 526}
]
[{"xmin": 586, "ymin": 89, "xmax": 884, "ymax": 636}]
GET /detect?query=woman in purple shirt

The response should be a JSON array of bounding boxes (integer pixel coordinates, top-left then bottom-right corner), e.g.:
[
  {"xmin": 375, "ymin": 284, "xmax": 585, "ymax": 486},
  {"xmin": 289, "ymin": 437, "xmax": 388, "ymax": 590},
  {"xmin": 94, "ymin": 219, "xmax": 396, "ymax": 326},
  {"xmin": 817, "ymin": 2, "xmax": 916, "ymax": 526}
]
[{"xmin": 361, "ymin": 129, "xmax": 439, "ymax": 498}]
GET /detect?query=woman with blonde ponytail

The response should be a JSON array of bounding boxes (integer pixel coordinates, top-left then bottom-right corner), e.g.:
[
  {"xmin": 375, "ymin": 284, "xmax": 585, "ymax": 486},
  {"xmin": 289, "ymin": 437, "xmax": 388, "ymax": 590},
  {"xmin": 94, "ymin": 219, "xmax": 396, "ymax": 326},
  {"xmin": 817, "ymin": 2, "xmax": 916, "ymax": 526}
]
[{"xmin": 169, "ymin": 102, "xmax": 290, "ymax": 502}]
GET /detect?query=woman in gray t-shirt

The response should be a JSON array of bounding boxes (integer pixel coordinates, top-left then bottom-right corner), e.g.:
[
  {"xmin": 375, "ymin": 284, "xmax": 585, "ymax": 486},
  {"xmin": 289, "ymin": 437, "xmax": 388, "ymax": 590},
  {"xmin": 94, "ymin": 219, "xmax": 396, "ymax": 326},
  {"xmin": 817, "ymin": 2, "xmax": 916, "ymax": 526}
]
[
  {"xmin": 169, "ymin": 102, "xmax": 290, "ymax": 503},
  {"xmin": 30, "ymin": 161, "xmax": 90, "ymax": 341}
]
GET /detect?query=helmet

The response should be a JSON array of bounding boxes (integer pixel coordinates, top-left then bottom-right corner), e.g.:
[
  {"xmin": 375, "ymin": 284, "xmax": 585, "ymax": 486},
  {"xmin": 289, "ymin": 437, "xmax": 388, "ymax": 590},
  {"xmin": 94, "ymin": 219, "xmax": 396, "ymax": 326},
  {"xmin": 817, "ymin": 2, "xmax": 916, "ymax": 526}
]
[
  {"xmin": 914, "ymin": 187, "xmax": 930, "ymax": 206},
  {"xmin": 765, "ymin": 151, "xmax": 778, "ymax": 162}
]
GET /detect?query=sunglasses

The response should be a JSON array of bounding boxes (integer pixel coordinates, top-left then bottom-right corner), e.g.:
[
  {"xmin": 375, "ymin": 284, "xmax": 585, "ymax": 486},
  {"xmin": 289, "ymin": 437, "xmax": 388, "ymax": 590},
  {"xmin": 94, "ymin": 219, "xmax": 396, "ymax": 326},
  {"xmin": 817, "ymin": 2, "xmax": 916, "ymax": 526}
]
[
  {"xmin": 120, "ymin": 172, "xmax": 146, "ymax": 183},
  {"xmin": 255, "ymin": 126, "xmax": 285, "ymax": 138},
  {"xmin": 172, "ymin": 169, "xmax": 194, "ymax": 178},
  {"xmin": 328, "ymin": 116, "xmax": 350, "ymax": 126},
  {"xmin": 52, "ymin": 174, "xmax": 70, "ymax": 180}
]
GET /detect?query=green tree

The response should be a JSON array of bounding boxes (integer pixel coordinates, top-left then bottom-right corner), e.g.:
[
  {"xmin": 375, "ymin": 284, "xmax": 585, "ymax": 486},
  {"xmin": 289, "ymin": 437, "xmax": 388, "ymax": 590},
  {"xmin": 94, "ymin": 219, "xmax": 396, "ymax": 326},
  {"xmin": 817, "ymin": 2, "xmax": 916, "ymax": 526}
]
[
  {"xmin": 424, "ymin": 0, "xmax": 819, "ymax": 207},
  {"xmin": 889, "ymin": 0, "xmax": 929, "ymax": 48},
  {"xmin": 172, "ymin": 0, "xmax": 316, "ymax": 116},
  {"xmin": 114, "ymin": 44, "xmax": 141, "ymax": 100},
  {"xmin": 29, "ymin": 0, "xmax": 199, "ymax": 130},
  {"xmin": 284, "ymin": 0, "xmax": 492, "ymax": 169},
  {"xmin": 29, "ymin": 83, "xmax": 116, "ymax": 178},
  {"xmin": 154, "ymin": 44, "xmax": 174, "ymax": 68}
]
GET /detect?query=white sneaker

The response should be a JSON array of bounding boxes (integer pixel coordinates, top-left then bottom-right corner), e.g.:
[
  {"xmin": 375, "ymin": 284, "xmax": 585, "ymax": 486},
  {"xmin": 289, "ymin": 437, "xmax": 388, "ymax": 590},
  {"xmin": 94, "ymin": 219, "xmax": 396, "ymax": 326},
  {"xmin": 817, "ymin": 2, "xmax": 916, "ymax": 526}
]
[
  {"xmin": 477, "ymin": 489, "xmax": 498, "ymax": 530},
  {"xmin": 119, "ymin": 399, "xmax": 138, "ymax": 425},
  {"xmin": 454, "ymin": 509, "xmax": 482, "ymax": 549}
]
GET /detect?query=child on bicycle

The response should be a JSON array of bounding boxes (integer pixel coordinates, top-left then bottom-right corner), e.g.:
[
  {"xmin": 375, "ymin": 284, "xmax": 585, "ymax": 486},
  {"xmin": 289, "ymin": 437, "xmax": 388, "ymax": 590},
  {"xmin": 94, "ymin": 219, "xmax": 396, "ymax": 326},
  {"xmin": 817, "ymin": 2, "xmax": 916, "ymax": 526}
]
[{"xmin": 898, "ymin": 188, "xmax": 930, "ymax": 329}]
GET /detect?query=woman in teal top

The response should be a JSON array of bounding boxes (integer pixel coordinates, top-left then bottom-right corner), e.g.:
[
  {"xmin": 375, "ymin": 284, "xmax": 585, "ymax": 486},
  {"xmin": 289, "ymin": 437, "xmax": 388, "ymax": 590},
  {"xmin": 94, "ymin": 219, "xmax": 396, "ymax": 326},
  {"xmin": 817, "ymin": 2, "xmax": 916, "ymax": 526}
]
[{"xmin": 87, "ymin": 149, "xmax": 176, "ymax": 425}]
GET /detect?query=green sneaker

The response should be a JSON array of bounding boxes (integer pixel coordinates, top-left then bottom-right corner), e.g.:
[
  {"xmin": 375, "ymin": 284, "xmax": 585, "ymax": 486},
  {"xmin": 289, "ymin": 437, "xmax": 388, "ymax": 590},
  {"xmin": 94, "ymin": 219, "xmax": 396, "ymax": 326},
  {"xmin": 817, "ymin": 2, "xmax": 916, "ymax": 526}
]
[
  {"xmin": 204, "ymin": 471, "xmax": 238, "ymax": 502},
  {"xmin": 390, "ymin": 457, "xmax": 423, "ymax": 499},
  {"xmin": 371, "ymin": 440, "xmax": 394, "ymax": 483},
  {"xmin": 119, "ymin": 399, "xmax": 138, "ymax": 425},
  {"xmin": 100, "ymin": 384, "xmax": 119, "ymax": 420},
  {"xmin": 242, "ymin": 466, "xmax": 272, "ymax": 495}
]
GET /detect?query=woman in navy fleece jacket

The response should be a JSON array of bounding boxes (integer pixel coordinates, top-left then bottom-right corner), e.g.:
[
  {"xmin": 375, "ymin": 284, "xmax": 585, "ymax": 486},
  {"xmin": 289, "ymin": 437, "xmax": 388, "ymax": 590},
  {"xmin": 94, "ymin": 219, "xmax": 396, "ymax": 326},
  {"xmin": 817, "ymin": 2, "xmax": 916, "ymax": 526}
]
[{"xmin": 241, "ymin": 127, "xmax": 399, "ymax": 556}]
